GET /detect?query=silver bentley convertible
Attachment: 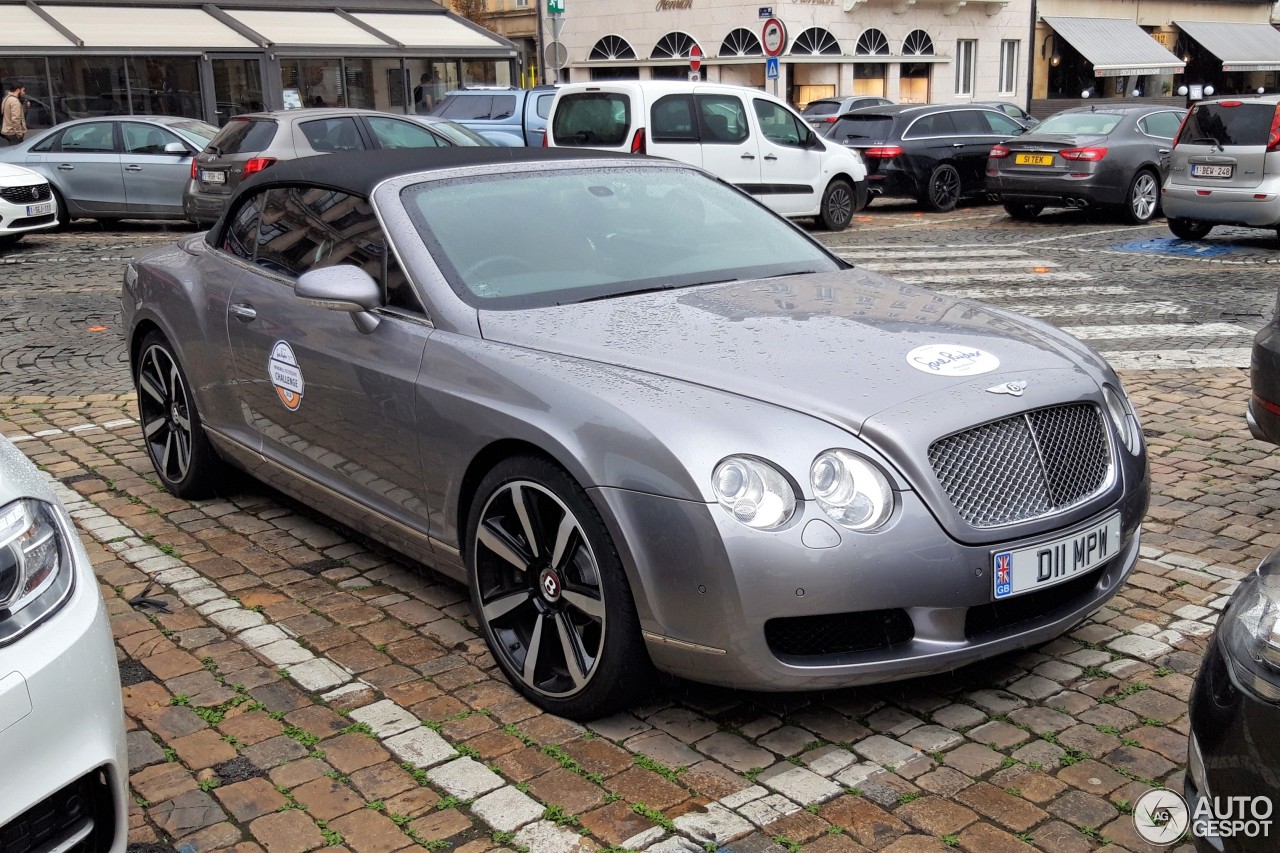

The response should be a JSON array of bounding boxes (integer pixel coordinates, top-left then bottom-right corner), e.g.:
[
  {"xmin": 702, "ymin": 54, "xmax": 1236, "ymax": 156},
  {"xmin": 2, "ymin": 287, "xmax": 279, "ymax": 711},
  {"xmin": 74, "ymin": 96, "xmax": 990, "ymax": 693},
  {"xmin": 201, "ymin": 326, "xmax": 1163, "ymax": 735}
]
[{"xmin": 122, "ymin": 148, "xmax": 1149, "ymax": 719}]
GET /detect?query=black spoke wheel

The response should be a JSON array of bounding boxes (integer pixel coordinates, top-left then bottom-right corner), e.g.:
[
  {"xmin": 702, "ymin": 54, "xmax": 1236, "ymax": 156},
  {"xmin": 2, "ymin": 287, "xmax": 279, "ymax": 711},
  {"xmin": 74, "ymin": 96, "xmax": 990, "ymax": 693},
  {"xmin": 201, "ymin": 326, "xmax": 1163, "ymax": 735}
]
[
  {"xmin": 1124, "ymin": 169, "xmax": 1159, "ymax": 224},
  {"xmin": 922, "ymin": 164, "xmax": 961, "ymax": 212},
  {"xmin": 818, "ymin": 179, "xmax": 855, "ymax": 231},
  {"xmin": 467, "ymin": 456, "xmax": 650, "ymax": 719},
  {"xmin": 1168, "ymin": 217, "xmax": 1213, "ymax": 240},
  {"xmin": 135, "ymin": 331, "xmax": 223, "ymax": 498}
]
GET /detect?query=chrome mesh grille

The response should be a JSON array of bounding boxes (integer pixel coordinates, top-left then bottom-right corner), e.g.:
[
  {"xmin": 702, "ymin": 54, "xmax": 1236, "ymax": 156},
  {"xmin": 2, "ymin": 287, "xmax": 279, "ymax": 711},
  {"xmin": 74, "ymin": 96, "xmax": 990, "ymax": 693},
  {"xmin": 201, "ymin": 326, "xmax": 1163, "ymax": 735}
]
[
  {"xmin": 928, "ymin": 403, "xmax": 1111, "ymax": 528},
  {"xmin": 0, "ymin": 183, "xmax": 51, "ymax": 204}
]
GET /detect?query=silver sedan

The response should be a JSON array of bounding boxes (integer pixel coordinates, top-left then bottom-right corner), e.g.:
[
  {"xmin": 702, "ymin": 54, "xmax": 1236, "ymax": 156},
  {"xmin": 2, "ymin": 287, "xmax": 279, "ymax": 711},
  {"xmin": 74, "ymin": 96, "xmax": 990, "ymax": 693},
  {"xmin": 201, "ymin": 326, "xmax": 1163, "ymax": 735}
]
[{"xmin": 122, "ymin": 148, "xmax": 1150, "ymax": 719}]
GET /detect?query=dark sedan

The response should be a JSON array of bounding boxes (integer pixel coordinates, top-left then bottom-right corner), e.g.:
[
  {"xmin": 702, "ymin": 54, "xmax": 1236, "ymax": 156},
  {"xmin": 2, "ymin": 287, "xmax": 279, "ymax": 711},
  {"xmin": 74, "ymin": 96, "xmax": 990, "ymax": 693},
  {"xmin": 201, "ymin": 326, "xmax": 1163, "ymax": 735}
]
[
  {"xmin": 1248, "ymin": 304, "xmax": 1280, "ymax": 445},
  {"xmin": 985, "ymin": 105, "xmax": 1185, "ymax": 224}
]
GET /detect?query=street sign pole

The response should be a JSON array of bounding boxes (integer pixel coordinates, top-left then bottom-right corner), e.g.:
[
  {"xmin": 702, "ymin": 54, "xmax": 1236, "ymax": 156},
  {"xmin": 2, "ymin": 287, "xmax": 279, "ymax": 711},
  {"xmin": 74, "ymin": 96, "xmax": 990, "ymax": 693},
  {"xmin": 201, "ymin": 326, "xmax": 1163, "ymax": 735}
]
[{"xmin": 545, "ymin": 0, "xmax": 565, "ymax": 83}]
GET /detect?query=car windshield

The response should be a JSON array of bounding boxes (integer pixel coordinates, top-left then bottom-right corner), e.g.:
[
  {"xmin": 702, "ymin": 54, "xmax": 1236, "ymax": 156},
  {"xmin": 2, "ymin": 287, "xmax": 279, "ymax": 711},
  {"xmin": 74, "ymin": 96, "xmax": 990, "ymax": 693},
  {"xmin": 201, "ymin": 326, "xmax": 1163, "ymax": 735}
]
[
  {"xmin": 170, "ymin": 119, "xmax": 219, "ymax": 146},
  {"xmin": 1034, "ymin": 113, "xmax": 1123, "ymax": 135},
  {"xmin": 401, "ymin": 166, "xmax": 840, "ymax": 309},
  {"xmin": 428, "ymin": 120, "xmax": 493, "ymax": 146}
]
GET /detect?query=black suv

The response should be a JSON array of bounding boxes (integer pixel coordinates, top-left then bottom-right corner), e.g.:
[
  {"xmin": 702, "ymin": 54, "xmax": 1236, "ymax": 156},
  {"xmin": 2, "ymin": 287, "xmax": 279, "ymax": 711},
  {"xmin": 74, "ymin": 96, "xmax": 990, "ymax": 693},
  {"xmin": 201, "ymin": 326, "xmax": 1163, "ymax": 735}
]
[{"xmin": 820, "ymin": 104, "xmax": 1026, "ymax": 211}]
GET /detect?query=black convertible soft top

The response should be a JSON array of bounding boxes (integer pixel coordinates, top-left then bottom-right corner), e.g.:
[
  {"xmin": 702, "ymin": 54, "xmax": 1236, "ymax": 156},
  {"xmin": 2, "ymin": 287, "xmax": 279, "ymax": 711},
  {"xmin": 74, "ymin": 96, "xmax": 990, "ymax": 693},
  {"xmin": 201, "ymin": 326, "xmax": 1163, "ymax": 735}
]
[{"xmin": 235, "ymin": 146, "xmax": 640, "ymax": 202}]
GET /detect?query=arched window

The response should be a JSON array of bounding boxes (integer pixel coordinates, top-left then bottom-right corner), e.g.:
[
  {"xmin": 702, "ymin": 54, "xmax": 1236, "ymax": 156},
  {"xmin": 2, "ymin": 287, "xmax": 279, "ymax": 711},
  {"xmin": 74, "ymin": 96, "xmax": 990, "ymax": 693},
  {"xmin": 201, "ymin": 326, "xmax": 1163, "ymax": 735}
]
[
  {"xmin": 590, "ymin": 35, "xmax": 636, "ymax": 61},
  {"xmin": 651, "ymin": 32, "xmax": 700, "ymax": 59},
  {"xmin": 854, "ymin": 29, "xmax": 890, "ymax": 56},
  {"xmin": 790, "ymin": 27, "xmax": 842, "ymax": 56},
  {"xmin": 719, "ymin": 28, "xmax": 763, "ymax": 57},
  {"xmin": 903, "ymin": 30, "xmax": 935, "ymax": 56}
]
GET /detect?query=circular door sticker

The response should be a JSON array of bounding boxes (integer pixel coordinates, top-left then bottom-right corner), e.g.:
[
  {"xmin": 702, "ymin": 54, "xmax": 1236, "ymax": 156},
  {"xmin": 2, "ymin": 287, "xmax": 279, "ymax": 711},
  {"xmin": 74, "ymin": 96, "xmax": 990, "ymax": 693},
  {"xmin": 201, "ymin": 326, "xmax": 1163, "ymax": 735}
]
[
  {"xmin": 907, "ymin": 344, "xmax": 1000, "ymax": 377},
  {"xmin": 269, "ymin": 341, "xmax": 305, "ymax": 411}
]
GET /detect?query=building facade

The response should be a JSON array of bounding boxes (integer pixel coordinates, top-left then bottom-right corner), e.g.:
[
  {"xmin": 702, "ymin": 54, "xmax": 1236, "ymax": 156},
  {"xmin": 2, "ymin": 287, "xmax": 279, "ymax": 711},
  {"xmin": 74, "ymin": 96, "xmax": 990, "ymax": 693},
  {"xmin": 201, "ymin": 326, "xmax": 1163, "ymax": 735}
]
[
  {"xmin": 0, "ymin": 0, "xmax": 519, "ymax": 132},
  {"xmin": 556, "ymin": 0, "xmax": 1034, "ymax": 109}
]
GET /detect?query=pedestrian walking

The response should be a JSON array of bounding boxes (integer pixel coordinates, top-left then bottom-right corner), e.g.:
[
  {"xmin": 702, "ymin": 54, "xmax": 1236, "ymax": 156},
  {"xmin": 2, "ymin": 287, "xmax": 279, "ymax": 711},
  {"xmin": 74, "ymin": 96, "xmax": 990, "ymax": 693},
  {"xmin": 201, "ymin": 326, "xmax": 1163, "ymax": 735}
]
[{"xmin": 1, "ymin": 80, "xmax": 28, "ymax": 146}]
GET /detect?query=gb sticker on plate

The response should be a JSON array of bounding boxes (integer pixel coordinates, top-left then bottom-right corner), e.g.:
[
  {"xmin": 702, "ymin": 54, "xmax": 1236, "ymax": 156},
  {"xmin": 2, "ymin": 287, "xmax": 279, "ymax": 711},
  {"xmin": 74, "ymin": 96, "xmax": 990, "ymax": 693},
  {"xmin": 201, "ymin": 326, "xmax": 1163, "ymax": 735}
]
[{"xmin": 269, "ymin": 341, "xmax": 305, "ymax": 411}]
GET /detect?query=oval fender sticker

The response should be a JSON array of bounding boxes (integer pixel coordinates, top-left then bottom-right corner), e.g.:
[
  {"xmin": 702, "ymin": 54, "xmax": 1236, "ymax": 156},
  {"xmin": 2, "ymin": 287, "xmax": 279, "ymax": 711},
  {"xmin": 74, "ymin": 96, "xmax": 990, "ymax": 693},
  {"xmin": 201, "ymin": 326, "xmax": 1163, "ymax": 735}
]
[
  {"xmin": 907, "ymin": 344, "xmax": 1000, "ymax": 377},
  {"xmin": 269, "ymin": 341, "xmax": 305, "ymax": 411}
]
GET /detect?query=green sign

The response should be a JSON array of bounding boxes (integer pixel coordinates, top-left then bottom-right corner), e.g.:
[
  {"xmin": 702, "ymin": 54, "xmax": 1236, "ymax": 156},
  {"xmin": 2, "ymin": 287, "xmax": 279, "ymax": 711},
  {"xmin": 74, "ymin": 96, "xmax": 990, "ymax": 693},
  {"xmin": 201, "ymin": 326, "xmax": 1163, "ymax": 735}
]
[{"xmin": 547, "ymin": 0, "xmax": 564, "ymax": 13}]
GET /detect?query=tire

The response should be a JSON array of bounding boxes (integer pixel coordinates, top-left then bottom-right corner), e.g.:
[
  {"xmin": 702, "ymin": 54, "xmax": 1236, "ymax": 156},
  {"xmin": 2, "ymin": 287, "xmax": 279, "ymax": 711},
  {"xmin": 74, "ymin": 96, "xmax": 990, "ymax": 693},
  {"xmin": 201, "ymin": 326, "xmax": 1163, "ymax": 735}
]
[
  {"xmin": 135, "ymin": 331, "xmax": 224, "ymax": 499},
  {"xmin": 1168, "ymin": 217, "xmax": 1213, "ymax": 240},
  {"xmin": 818, "ymin": 179, "xmax": 856, "ymax": 231},
  {"xmin": 1123, "ymin": 169, "xmax": 1160, "ymax": 225},
  {"xmin": 51, "ymin": 188, "xmax": 69, "ymax": 229},
  {"xmin": 1002, "ymin": 201, "xmax": 1043, "ymax": 221},
  {"xmin": 466, "ymin": 455, "xmax": 652, "ymax": 720},
  {"xmin": 921, "ymin": 163, "xmax": 961, "ymax": 212},
  {"xmin": 0, "ymin": 233, "xmax": 22, "ymax": 248}
]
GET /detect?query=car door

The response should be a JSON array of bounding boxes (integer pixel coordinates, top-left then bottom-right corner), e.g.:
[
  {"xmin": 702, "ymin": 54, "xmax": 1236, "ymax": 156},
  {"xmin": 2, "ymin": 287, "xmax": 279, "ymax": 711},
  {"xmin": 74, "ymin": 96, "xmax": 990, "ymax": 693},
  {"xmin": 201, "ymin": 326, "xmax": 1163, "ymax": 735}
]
[
  {"xmin": 120, "ymin": 122, "xmax": 193, "ymax": 216},
  {"xmin": 295, "ymin": 116, "xmax": 370, "ymax": 154},
  {"xmin": 46, "ymin": 121, "xmax": 126, "ymax": 216},
  {"xmin": 688, "ymin": 92, "xmax": 760, "ymax": 194},
  {"xmin": 363, "ymin": 115, "xmax": 445, "ymax": 149},
  {"xmin": 225, "ymin": 184, "xmax": 433, "ymax": 533},
  {"xmin": 749, "ymin": 96, "xmax": 825, "ymax": 215},
  {"xmin": 1137, "ymin": 110, "xmax": 1182, "ymax": 175},
  {"xmin": 900, "ymin": 110, "xmax": 962, "ymax": 187}
]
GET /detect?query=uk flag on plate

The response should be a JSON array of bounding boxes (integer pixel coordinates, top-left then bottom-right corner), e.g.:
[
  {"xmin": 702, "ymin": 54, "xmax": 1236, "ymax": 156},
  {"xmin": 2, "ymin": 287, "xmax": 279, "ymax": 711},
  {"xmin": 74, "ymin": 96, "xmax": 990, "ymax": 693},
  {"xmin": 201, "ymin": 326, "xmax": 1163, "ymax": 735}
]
[{"xmin": 994, "ymin": 552, "xmax": 1013, "ymax": 598}]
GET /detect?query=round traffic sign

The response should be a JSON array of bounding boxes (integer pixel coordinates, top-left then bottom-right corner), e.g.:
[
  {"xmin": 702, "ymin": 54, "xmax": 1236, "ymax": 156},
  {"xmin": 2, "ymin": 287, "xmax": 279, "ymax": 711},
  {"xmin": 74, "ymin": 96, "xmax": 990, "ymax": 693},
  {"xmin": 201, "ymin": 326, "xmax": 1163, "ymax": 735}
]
[
  {"xmin": 761, "ymin": 18, "xmax": 787, "ymax": 58},
  {"xmin": 689, "ymin": 44, "xmax": 702, "ymax": 72}
]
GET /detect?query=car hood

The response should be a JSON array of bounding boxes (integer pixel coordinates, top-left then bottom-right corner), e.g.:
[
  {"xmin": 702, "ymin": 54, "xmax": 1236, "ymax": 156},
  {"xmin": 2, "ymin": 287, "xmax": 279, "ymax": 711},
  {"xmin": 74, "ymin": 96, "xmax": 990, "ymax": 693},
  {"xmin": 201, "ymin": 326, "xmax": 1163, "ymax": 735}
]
[
  {"xmin": 0, "ymin": 161, "xmax": 42, "ymax": 184},
  {"xmin": 478, "ymin": 268, "xmax": 1106, "ymax": 435}
]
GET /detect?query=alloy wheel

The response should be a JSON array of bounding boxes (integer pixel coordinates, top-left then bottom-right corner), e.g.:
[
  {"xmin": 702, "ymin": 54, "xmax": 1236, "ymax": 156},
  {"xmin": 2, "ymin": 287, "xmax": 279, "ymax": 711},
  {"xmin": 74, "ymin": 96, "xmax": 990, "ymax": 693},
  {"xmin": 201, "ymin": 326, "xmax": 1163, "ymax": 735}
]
[
  {"xmin": 929, "ymin": 166, "xmax": 961, "ymax": 211},
  {"xmin": 1130, "ymin": 172, "xmax": 1158, "ymax": 222},
  {"xmin": 473, "ymin": 480, "xmax": 606, "ymax": 698},
  {"xmin": 137, "ymin": 344, "xmax": 194, "ymax": 485},
  {"xmin": 825, "ymin": 183, "xmax": 853, "ymax": 228}
]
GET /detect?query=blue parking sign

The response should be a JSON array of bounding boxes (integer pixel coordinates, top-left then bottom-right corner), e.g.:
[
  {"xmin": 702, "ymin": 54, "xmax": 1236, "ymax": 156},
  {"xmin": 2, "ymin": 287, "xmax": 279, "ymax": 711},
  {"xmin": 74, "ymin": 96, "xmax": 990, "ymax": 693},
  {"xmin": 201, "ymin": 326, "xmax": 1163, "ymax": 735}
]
[{"xmin": 766, "ymin": 57, "xmax": 779, "ymax": 79}]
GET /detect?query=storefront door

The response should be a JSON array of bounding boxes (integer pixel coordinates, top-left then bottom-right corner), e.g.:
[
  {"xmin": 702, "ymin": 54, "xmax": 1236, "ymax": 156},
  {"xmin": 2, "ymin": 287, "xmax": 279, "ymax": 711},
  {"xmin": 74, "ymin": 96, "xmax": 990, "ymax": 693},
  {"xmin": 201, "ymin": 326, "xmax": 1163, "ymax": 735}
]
[{"xmin": 210, "ymin": 56, "xmax": 264, "ymax": 126}]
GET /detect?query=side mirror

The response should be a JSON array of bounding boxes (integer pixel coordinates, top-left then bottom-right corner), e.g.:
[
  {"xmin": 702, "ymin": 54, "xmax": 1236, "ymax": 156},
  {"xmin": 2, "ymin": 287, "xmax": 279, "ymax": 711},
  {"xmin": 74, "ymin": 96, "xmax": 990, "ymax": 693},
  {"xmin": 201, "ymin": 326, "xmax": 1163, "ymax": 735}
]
[
  {"xmin": 296, "ymin": 266, "xmax": 382, "ymax": 333},
  {"xmin": 805, "ymin": 130, "xmax": 820, "ymax": 148},
  {"xmin": 163, "ymin": 141, "xmax": 189, "ymax": 155}
]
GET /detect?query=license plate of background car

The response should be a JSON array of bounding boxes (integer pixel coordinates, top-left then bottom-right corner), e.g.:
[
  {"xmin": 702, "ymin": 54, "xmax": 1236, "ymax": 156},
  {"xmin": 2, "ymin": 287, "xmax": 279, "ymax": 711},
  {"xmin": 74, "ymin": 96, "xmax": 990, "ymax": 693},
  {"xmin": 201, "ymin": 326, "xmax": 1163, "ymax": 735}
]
[
  {"xmin": 1191, "ymin": 164, "xmax": 1232, "ymax": 178},
  {"xmin": 992, "ymin": 513, "xmax": 1121, "ymax": 599},
  {"xmin": 200, "ymin": 170, "xmax": 226, "ymax": 184},
  {"xmin": 1014, "ymin": 153, "xmax": 1054, "ymax": 166},
  {"xmin": 25, "ymin": 201, "xmax": 54, "ymax": 216}
]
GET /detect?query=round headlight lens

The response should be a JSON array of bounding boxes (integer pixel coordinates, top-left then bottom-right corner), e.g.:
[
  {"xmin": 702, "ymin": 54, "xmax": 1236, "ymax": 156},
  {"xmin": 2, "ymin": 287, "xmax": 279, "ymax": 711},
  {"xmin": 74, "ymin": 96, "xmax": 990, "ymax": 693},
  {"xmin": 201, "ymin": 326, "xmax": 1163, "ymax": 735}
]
[
  {"xmin": 810, "ymin": 450, "xmax": 893, "ymax": 531},
  {"xmin": 1102, "ymin": 384, "xmax": 1141, "ymax": 455},
  {"xmin": 711, "ymin": 456, "xmax": 797, "ymax": 530}
]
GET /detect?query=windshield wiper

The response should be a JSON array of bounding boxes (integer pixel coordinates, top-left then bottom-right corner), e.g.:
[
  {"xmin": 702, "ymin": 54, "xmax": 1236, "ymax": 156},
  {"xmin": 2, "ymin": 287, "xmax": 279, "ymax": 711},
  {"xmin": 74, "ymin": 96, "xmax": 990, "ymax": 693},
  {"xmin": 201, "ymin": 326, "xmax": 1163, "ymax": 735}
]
[{"xmin": 566, "ymin": 279, "xmax": 736, "ymax": 305}]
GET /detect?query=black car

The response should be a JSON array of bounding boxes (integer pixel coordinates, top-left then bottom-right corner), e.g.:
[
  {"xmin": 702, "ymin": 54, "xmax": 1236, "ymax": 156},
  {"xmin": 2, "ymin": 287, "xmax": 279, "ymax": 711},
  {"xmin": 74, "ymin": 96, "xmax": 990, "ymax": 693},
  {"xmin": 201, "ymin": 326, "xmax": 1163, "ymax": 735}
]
[
  {"xmin": 1187, "ymin": 547, "xmax": 1280, "ymax": 853},
  {"xmin": 820, "ymin": 103, "xmax": 1026, "ymax": 211},
  {"xmin": 985, "ymin": 105, "xmax": 1185, "ymax": 224},
  {"xmin": 1249, "ymin": 307, "xmax": 1280, "ymax": 446}
]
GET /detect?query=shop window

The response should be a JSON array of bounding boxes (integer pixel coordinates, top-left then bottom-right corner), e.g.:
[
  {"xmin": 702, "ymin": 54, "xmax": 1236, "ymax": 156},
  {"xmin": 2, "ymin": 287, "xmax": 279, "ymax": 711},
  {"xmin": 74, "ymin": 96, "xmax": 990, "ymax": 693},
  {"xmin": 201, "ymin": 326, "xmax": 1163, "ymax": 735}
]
[
  {"xmin": 854, "ymin": 63, "xmax": 886, "ymax": 98},
  {"xmin": 900, "ymin": 63, "xmax": 931, "ymax": 104},
  {"xmin": 125, "ymin": 57, "xmax": 202, "ymax": 118}
]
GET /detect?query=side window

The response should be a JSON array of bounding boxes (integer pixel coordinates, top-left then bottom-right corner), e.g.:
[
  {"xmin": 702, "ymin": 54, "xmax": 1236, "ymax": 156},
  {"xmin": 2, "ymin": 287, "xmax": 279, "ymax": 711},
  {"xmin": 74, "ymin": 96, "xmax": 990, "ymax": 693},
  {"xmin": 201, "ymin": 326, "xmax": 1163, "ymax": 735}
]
[
  {"xmin": 123, "ymin": 122, "xmax": 183, "ymax": 155},
  {"xmin": 367, "ymin": 117, "xmax": 441, "ymax": 149},
  {"xmin": 651, "ymin": 94, "xmax": 698, "ymax": 142},
  {"xmin": 439, "ymin": 95, "xmax": 493, "ymax": 120},
  {"xmin": 221, "ymin": 192, "xmax": 265, "ymax": 261},
  {"xmin": 949, "ymin": 110, "xmax": 989, "ymax": 135},
  {"xmin": 59, "ymin": 121, "xmax": 116, "ymax": 152},
  {"xmin": 982, "ymin": 110, "xmax": 1024, "ymax": 135},
  {"xmin": 1140, "ymin": 111, "xmax": 1183, "ymax": 139},
  {"xmin": 32, "ymin": 130, "xmax": 62, "ymax": 152},
  {"xmin": 905, "ymin": 112, "xmax": 957, "ymax": 138},
  {"xmin": 490, "ymin": 95, "xmax": 517, "ymax": 119},
  {"xmin": 700, "ymin": 96, "xmax": 750, "ymax": 144},
  {"xmin": 752, "ymin": 98, "xmax": 806, "ymax": 147},
  {"xmin": 300, "ymin": 117, "xmax": 366, "ymax": 152},
  {"xmin": 535, "ymin": 93, "xmax": 555, "ymax": 119}
]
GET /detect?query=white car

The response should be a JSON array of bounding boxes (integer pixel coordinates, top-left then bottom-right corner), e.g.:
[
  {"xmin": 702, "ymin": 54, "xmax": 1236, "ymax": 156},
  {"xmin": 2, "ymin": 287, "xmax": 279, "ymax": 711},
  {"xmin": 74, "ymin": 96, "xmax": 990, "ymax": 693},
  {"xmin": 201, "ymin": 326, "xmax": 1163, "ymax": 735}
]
[
  {"xmin": 547, "ymin": 80, "xmax": 869, "ymax": 230},
  {"xmin": 0, "ymin": 433, "xmax": 128, "ymax": 847},
  {"xmin": 0, "ymin": 162, "xmax": 58, "ymax": 246}
]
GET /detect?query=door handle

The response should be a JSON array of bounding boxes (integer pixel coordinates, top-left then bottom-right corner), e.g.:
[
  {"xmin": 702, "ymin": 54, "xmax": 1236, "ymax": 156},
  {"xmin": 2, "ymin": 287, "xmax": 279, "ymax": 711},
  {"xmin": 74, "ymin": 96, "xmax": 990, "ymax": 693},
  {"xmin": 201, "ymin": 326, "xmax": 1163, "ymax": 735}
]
[
  {"xmin": 229, "ymin": 303, "xmax": 257, "ymax": 322},
  {"xmin": 951, "ymin": 143, "xmax": 966, "ymax": 148},
  {"xmin": 125, "ymin": 165, "xmax": 143, "ymax": 172},
  {"xmin": 740, "ymin": 153, "xmax": 756, "ymax": 160},
  {"xmin": 764, "ymin": 154, "xmax": 778, "ymax": 161},
  {"xmin": 1158, "ymin": 148, "xmax": 1170, "ymax": 154},
  {"xmin": 57, "ymin": 164, "xmax": 73, "ymax": 171}
]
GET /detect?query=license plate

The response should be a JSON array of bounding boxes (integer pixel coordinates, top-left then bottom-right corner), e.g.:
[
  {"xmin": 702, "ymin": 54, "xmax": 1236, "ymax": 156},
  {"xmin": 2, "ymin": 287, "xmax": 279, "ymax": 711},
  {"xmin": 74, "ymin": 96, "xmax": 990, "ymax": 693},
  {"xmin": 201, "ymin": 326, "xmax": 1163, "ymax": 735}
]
[
  {"xmin": 200, "ymin": 170, "xmax": 226, "ymax": 184},
  {"xmin": 25, "ymin": 201, "xmax": 54, "ymax": 216},
  {"xmin": 1191, "ymin": 164, "xmax": 1232, "ymax": 179},
  {"xmin": 1014, "ymin": 153, "xmax": 1054, "ymax": 166},
  {"xmin": 993, "ymin": 514, "xmax": 1121, "ymax": 599}
]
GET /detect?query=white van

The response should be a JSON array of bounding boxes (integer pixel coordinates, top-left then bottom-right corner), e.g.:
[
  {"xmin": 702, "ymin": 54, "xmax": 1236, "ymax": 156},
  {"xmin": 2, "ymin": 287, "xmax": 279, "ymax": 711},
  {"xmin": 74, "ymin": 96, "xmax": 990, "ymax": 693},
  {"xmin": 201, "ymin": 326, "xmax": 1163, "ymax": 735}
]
[{"xmin": 546, "ymin": 81, "xmax": 868, "ymax": 231}]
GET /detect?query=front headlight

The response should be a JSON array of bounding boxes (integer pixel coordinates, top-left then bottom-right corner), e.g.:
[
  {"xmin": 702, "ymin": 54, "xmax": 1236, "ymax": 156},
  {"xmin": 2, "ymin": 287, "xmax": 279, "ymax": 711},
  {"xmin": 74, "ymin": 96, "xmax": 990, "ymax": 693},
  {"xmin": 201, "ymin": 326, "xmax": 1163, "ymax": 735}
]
[
  {"xmin": 0, "ymin": 498, "xmax": 73, "ymax": 646},
  {"xmin": 810, "ymin": 449, "xmax": 893, "ymax": 531},
  {"xmin": 1221, "ymin": 567, "xmax": 1280, "ymax": 702},
  {"xmin": 711, "ymin": 456, "xmax": 797, "ymax": 530},
  {"xmin": 1102, "ymin": 384, "xmax": 1142, "ymax": 456}
]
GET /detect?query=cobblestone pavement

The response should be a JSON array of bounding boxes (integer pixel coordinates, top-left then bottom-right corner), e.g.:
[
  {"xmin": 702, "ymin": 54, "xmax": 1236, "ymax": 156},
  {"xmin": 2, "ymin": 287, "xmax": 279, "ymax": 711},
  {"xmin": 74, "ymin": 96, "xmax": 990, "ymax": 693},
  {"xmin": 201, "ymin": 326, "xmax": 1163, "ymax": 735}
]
[{"xmin": 4, "ymin": 208, "xmax": 1278, "ymax": 853}]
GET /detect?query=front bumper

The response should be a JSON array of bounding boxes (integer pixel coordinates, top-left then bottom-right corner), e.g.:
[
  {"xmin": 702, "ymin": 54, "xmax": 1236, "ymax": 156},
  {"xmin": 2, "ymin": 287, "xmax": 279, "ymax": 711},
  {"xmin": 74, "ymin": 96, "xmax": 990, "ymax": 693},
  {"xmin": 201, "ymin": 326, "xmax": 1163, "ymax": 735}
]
[
  {"xmin": 0, "ymin": 507, "xmax": 128, "ymax": 850},
  {"xmin": 594, "ymin": 483, "xmax": 1146, "ymax": 691},
  {"xmin": 0, "ymin": 185, "xmax": 58, "ymax": 237},
  {"xmin": 1162, "ymin": 183, "xmax": 1280, "ymax": 228},
  {"xmin": 1186, "ymin": 630, "xmax": 1280, "ymax": 853}
]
